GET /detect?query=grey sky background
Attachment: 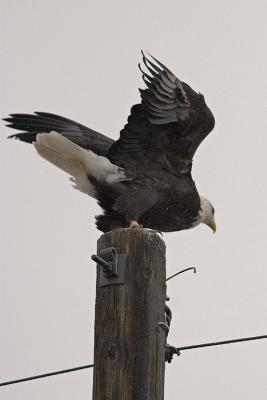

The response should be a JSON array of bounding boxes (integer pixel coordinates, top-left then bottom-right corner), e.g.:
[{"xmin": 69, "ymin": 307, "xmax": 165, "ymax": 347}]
[{"xmin": 1, "ymin": 0, "xmax": 267, "ymax": 399}]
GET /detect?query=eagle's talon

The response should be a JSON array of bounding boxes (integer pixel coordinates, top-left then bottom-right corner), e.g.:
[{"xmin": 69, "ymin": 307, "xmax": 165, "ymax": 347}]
[{"xmin": 129, "ymin": 220, "xmax": 143, "ymax": 229}]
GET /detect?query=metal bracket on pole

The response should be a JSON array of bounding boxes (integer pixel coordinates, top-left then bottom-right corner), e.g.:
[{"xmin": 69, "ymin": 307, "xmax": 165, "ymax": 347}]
[{"xmin": 91, "ymin": 247, "xmax": 127, "ymax": 287}]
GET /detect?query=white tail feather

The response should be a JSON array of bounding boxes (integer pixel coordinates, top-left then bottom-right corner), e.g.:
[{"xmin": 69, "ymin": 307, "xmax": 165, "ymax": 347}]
[{"xmin": 33, "ymin": 131, "xmax": 125, "ymax": 197}]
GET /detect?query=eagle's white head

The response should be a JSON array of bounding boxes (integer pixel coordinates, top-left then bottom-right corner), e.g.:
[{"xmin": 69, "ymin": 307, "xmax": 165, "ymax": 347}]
[{"xmin": 197, "ymin": 196, "xmax": 216, "ymax": 233}]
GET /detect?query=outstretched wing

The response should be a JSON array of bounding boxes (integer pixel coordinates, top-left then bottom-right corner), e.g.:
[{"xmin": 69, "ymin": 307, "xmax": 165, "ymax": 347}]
[
  {"xmin": 138, "ymin": 51, "xmax": 191, "ymax": 125},
  {"xmin": 108, "ymin": 51, "xmax": 215, "ymax": 170},
  {"xmin": 4, "ymin": 112, "xmax": 114, "ymax": 156}
]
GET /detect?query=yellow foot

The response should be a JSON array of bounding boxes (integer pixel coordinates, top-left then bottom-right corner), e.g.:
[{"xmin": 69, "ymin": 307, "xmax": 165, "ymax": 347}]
[{"xmin": 129, "ymin": 220, "xmax": 143, "ymax": 228}]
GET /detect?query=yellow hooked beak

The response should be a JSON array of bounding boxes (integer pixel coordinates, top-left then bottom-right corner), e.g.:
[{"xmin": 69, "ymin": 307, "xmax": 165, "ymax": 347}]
[{"xmin": 208, "ymin": 215, "xmax": 217, "ymax": 233}]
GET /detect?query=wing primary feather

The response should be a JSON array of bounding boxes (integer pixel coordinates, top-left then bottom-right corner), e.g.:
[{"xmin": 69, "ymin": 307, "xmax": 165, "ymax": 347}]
[
  {"xmin": 153, "ymin": 82, "xmax": 175, "ymax": 98},
  {"xmin": 141, "ymin": 50, "xmax": 162, "ymax": 74},
  {"xmin": 146, "ymin": 51, "xmax": 176, "ymax": 82},
  {"xmin": 158, "ymin": 78, "xmax": 175, "ymax": 94},
  {"xmin": 138, "ymin": 63, "xmax": 155, "ymax": 84},
  {"xmin": 153, "ymin": 89, "xmax": 177, "ymax": 104},
  {"xmin": 141, "ymin": 54, "xmax": 159, "ymax": 78},
  {"xmin": 160, "ymin": 72, "xmax": 177, "ymax": 89},
  {"xmin": 142, "ymin": 76, "xmax": 153, "ymax": 88}
]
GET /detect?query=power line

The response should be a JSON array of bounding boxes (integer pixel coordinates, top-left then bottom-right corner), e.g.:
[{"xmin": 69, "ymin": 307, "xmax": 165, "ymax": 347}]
[
  {"xmin": 1, "ymin": 335, "xmax": 266, "ymax": 387},
  {"xmin": 177, "ymin": 334, "xmax": 267, "ymax": 353},
  {"xmin": 0, "ymin": 364, "xmax": 94, "ymax": 387},
  {"xmin": 165, "ymin": 334, "xmax": 267, "ymax": 362}
]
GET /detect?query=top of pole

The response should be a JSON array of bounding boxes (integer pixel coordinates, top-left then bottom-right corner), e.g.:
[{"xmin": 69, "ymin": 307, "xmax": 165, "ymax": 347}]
[{"xmin": 99, "ymin": 227, "xmax": 166, "ymax": 251}]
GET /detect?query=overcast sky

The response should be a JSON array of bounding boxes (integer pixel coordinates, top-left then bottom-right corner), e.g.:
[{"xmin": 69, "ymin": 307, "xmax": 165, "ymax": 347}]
[{"xmin": 1, "ymin": 0, "xmax": 267, "ymax": 399}]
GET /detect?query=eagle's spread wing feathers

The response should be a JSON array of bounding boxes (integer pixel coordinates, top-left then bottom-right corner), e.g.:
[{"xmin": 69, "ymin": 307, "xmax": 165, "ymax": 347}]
[
  {"xmin": 139, "ymin": 51, "xmax": 191, "ymax": 125},
  {"xmin": 108, "ymin": 51, "xmax": 215, "ymax": 172},
  {"xmin": 4, "ymin": 112, "xmax": 114, "ymax": 156}
]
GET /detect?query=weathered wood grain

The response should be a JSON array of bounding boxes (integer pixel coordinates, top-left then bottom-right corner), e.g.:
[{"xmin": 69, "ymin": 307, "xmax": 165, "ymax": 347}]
[{"xmin": 92, "ymin": 228, "xmax": 166, "ymax": 400}]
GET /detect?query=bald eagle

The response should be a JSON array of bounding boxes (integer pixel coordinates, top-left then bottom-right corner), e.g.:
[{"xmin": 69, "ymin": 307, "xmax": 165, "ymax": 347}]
[{"xmin": 4, "ymin": 52, "xmax": 216, "ymax": 233}]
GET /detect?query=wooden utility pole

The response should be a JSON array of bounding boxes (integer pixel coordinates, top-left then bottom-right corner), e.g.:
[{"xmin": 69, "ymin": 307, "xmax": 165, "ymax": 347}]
[{"xmin": 92, "ymin": 228, "xmax": 166, "ymax": 400}]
